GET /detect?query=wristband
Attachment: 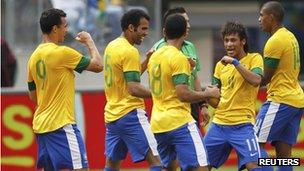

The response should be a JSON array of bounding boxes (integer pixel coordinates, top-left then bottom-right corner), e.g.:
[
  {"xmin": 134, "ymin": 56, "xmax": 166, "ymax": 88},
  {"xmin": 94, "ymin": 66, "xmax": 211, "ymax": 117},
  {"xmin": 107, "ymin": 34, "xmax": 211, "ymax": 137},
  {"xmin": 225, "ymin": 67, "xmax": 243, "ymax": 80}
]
[{"xmin": 232, "ymin": 59, "xmax": 240, "ymax": 66}]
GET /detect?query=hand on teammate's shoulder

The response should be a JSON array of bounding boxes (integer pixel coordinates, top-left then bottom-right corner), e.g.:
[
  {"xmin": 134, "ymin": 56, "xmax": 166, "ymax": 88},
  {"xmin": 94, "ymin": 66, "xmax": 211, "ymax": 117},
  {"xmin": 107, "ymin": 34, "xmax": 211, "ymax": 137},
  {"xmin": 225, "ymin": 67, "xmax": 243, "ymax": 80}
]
[
  {"xmin": 146, "ymin": 49, "xmax": 155, "ymax": 60},
  {"xmin": 188, "ymin": 58, "xmax": 196, "ymax": 69}
]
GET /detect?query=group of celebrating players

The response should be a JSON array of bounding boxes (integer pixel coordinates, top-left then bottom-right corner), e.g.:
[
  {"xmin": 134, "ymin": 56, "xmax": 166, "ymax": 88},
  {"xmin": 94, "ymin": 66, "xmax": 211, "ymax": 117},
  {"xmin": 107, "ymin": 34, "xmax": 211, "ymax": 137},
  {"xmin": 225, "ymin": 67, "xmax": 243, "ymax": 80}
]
[{"xmin": 27, "ymin": 1, "xmax": 303, "ymax": 171}]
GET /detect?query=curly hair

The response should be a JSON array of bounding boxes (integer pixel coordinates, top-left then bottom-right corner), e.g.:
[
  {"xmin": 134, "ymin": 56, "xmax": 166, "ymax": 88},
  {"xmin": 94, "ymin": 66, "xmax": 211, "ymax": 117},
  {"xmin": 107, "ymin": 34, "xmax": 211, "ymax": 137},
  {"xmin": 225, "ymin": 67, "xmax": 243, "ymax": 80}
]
[{"xmin": 221, "ymin": 21, "xmax": 249, "ymax": 53}]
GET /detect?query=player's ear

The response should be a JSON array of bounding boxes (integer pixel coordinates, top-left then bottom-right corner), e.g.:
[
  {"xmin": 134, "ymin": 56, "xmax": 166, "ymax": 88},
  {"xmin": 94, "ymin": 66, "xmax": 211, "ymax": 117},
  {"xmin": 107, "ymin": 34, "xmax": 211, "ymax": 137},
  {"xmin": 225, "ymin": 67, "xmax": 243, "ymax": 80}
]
[
  {"xmin": 163, "ymin": 28, "xmax": 167, "ymax": 37},
  {"xmin": 128, "ymin": 24, "xmax": 134, "ymax": 32},
  {"xmin": 52, "ymin": 25, "xmax": 58, "ymax": 33},
  {"xmin": 241, "ymin": 38, "xmax": 246, "ymax": 45},
  {"xmin": 270, "ymin": 13, "xmax": 275, "ymax": 22}
]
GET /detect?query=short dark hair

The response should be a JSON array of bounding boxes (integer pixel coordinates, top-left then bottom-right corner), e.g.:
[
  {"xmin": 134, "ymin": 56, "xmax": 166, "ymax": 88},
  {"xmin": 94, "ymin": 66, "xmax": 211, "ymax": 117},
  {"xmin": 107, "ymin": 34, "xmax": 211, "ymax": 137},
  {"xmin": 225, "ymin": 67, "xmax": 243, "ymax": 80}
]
[
  {"xmin": 164, "ymin": 14, "xmax": 187, "ymax": 40},
  {"xmin": 221, "ymin": 21, "xmax": 249, "ymax": 53},
  {"xmin": 163, "ymin": 7, "xmax": 186, "ymax": 23},
  {"xmin": 262, "ymin": 1, "xmax": 284, "ymax": 23},
  {"xmin": 120, "ymin": 9, "xmax": 150, "ymax": 31},
  {"xmin": 40, "ymin": 8, "xmax": 66, "ymax": 34}
]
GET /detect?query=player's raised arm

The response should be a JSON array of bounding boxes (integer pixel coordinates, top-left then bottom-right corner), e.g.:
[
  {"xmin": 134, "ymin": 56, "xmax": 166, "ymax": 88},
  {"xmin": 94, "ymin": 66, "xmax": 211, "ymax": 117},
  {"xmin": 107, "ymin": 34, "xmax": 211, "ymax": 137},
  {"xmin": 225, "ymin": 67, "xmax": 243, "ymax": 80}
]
[
  {"xmin": 75, "ymin": 31, "xmax": 103, "ymax": 72},
  {"xmin": 221, "ymin": 55, "xmax": 263, "ymax": 87},
  {"xmin": 27, "ymin": 8, "xmax": 93, "ymax": 170}
]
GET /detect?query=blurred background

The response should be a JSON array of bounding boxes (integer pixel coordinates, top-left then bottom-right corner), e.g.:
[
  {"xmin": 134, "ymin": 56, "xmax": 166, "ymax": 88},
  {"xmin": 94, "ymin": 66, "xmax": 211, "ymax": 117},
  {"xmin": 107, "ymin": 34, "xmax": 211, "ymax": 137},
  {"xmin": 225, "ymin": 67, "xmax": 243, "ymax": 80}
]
[
  {"xmin": 2, "ymin": 0, "xmax": 304, "ymax": 89},
  {"xmin": 1, "ymin": 0, "xmax": 304, "ymax": 170}
]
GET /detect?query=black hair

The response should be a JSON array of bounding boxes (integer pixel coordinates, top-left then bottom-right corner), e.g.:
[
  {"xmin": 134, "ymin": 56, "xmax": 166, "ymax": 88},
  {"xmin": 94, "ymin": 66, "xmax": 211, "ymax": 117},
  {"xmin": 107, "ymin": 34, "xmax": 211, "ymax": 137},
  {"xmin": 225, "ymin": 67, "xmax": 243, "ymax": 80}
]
[
  {"xmin": 163, "ymin": 7, "xmax": 186, "ymax": 23},
  {"xmin": 221, "ymin": 21, "xmax": 249, "ymax": 53},
  {"xmin": 262, "ymin": 1, "xmax": 284, "ymax": 23},
  {"xmin": 120, "ymin": 9, "xmax": 150, "ymax": 31},
  {"xmin": 40, "ymin": 8, "xmax": 66, "ymax": 34},
  {"xmin": 164, "ymin": 14, "xmax": 187, "ymax": 40}
]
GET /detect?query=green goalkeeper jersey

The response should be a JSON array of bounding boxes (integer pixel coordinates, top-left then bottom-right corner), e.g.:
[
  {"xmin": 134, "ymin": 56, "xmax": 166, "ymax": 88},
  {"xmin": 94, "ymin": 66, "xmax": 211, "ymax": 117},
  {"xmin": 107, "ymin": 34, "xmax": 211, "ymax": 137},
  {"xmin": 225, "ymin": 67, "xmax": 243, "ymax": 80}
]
[{"xmin": 152, "ymin": 38, "xmax": 201, "ymax": 90}]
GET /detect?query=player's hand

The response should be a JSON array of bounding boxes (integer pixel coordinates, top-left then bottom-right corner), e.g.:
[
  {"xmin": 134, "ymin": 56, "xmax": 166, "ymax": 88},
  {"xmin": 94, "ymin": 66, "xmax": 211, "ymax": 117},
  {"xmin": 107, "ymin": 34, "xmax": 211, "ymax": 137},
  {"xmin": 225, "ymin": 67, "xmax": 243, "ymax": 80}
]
[
  {"xmin": 146, "ymin": 49, "xmax": 155, "ymax": 60},
  {"xmin": 221, "ymin": 55, "xmax": 234, "ymax": 65},
  {"xmin": 205, "ymin": 85, "xmax": 221, "ymax": 99},
  {"xmin": 75, "ymin": 31, "xmax": 92, "ymax": 44},
  {"xmin": 201, "ymin": 107, "xmax": 210, "ymax": 127},
  {"xmin": 188, "ymin": 58, "xmax": 196, "ymax": 70}
]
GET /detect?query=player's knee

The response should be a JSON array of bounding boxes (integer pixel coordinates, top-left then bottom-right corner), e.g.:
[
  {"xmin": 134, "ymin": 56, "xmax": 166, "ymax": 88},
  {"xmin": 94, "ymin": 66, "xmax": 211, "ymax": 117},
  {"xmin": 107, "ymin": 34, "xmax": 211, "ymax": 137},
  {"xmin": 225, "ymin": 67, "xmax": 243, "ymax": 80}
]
[
  {"xmin": 259, "ymin": 142, "xmax": 266, "ymax": 148},
  {"xmin": 145, "ymin": 149, "xmax": 161, "ymax": 166},
  {"xmin": 105, "ymin": 158, "xmax": 121, "ymax": 170},
  {"xmin": 275, "ymin": 141, "xmax": 292, "ymax": 158}
]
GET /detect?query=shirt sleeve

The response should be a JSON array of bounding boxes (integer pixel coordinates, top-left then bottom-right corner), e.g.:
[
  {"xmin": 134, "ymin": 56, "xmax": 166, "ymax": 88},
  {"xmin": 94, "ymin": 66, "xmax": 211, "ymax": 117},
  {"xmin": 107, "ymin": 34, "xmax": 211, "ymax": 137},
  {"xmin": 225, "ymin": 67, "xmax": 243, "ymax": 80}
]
[
  {"xmin": 264, "ymin": 38, "xmax": 282, "ymax": 68},
  {"xmin": 122, "ymin": 48, "xmax": 141, "ymax": 82},
  {"xmin": 250, "ymin": 53, "xmax": 264, "ymax": 76},
  {"xmin": 171, "ymin": 53, "xmax": 191, "ymax": 86},
  {"xmin": 62, "ymin": 46, "xmax": 90, "ymax": 73},
  {"xmin": 27, "ymin": 60, "xmax": 36, "ymax": 91},
  {"xmin": 212, "ymin": 62, "xmax": 222, "ymax": 87}
]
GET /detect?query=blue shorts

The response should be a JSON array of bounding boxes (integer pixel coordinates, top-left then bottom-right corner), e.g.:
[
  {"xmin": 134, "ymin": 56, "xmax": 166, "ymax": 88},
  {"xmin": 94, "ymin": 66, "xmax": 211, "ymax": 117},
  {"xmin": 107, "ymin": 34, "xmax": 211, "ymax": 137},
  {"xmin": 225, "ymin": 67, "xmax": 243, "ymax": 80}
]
[
  {"xmin": 105, "ymin": 109, "xmax": 158, "ymax": 162},
  {"xmin": 36, "ymin": 124, "xmax": 88, "ymax": 170},
  {"xmin": 255, "ymin": 101, "xmax": 304, "ymax": 145},
  {"xmin": 154, "ymin": 121, "xmax": 208, "ymax": 171},
  {"xmin": 204, "ymin": 123, "xmax": 260, "ymax": 171}
]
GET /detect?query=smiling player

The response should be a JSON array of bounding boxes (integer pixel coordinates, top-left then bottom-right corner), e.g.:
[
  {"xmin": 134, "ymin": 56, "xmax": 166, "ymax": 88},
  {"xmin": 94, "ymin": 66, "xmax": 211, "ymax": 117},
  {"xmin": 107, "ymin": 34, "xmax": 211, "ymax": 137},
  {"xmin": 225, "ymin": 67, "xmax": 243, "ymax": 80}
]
[
  {"xmin": 103, "ymin": 9, "xmax": 161, "ymax": 171},
  {"xmin": 204, "ymin": 21, "xmax": 263, "ymax": 171}
]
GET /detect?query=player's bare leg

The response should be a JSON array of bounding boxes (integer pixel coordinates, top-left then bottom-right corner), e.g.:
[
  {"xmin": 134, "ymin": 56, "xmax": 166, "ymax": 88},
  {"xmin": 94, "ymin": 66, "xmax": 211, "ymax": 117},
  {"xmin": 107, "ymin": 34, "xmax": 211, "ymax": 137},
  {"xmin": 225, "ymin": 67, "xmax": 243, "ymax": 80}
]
[
  {"xmin": 145, "ymin": 148, "xmax": 162, "ymax": 170},
  {"xmin": 275, "ymin": 141, "xmax": 292, "ymax": 158},
  {"xmin": 258, "ymin": 143, "xmax": 274, "ymax": 171},
  {"xmin": 275, "ymin": 141, "xmax": 293, "ymax": 171},
  {"xmin": 104, "ymin": 158, "xmax": 122, "ymax": 171},
  {"xmin": 165, "ymin": 159, "xmax": 179, "ymax": 171}
]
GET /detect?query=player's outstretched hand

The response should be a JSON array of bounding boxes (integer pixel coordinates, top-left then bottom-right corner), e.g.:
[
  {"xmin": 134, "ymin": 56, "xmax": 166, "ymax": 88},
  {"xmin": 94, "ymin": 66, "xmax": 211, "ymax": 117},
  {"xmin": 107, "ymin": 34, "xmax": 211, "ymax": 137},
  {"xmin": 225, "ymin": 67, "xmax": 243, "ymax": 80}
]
[{"xmin": 75, "ymin": 31, "xmax": 93, "ymax": 44}]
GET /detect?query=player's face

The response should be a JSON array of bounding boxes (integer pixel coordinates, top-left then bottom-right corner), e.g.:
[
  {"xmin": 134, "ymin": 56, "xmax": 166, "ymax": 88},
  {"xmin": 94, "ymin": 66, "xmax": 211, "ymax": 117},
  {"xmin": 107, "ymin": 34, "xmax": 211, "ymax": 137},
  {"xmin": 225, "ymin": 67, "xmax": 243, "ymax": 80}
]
[
  {"xmin": 259, "ymin": 8, "xmax": 272, "ymax": 33},
  {"xmin": 223, "ymin": 33, "xmax": 245, "ymax": 57},
  {"xmin": 133, "ymin": 17, "xmax": 149, "ymax": 45},
  {"xmin": 57, "ymin": 17, "xmax": 68, "ymax": 43},
  {"xmin": 180, "ymin": 13, "xmax": 190, "ymax": 37}
]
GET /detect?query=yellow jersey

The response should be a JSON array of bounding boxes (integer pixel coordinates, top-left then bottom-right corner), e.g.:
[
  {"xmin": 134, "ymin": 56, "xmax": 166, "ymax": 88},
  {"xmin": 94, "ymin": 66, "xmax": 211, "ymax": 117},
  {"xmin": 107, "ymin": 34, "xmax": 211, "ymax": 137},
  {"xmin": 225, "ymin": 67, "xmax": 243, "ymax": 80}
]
[
  {"xmin": 212, "ymin": 53, "xmax": 263, "ymax": 125},
  {"xmin": 148, "ymin": 45, "xmax": 193, "ymax": 133},
  {"xmin": 27, "ymin": 43, "xmax": 90, "ymax": 133},
  {"xmin": 264, "ymin": 27, "xmax": 304, "ymax": 108},
  {"xmin": 103, "ymin": 37, "xmax": 145, "ymax": 123},
  {"xmin": 153, "ymin": 38, "xmax": 201, "ymax": 90}
]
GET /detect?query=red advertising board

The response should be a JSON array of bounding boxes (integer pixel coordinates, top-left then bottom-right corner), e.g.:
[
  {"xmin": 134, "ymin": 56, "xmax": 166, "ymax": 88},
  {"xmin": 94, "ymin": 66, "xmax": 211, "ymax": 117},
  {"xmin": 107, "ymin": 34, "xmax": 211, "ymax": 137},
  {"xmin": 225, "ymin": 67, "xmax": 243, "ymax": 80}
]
[{"xmin": 1, "ymin": 90, "xmax": 304, "ymax": 170}]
